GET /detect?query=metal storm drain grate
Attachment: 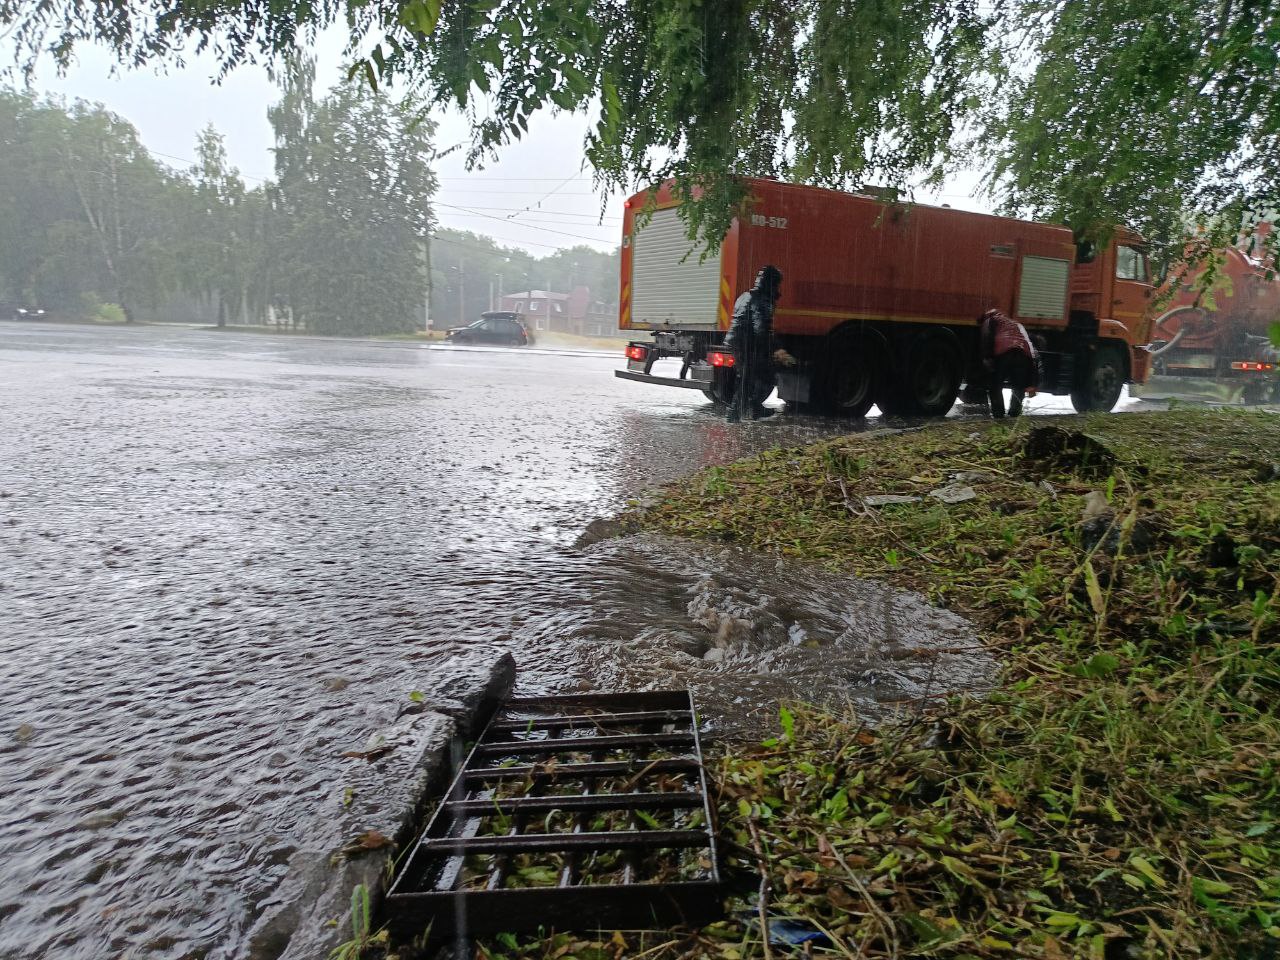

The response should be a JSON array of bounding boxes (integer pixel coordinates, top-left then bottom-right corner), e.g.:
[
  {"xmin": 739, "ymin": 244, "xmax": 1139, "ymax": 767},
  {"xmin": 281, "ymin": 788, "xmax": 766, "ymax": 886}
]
[{"xmin": 385, "ymin": 690, "xmax": 721, "ymax": 938}]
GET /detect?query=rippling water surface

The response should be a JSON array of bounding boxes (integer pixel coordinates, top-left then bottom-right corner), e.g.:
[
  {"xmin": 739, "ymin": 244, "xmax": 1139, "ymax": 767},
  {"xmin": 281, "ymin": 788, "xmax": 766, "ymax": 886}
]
[{"xmin": 0, "ymin": 324, "xmax": 996, "ymax": 959}]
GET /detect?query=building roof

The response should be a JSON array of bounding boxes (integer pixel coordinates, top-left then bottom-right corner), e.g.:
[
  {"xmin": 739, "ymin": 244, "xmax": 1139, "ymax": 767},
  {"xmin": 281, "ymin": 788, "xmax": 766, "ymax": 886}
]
[{"xmin": 504, "ymin": 290, "xmax": 571, "ymax": 301}]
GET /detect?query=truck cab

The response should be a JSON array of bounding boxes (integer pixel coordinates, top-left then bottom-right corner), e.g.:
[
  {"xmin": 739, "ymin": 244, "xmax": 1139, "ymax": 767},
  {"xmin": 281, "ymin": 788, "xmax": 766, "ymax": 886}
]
[{"xmin": 1066, "ymin": 231, "xmax": 1155, "ymax": 409}]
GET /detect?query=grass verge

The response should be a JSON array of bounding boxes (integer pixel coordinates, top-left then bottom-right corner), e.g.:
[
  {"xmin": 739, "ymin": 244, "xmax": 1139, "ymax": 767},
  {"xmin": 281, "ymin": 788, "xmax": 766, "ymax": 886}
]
[{"xmin": 467, "ymin": 410, "xmax": 1278, "ymax": 960}]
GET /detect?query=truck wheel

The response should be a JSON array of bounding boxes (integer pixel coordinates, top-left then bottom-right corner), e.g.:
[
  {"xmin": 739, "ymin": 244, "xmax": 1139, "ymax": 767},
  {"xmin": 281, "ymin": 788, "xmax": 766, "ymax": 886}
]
[
  {"xmin": 876, "ymin": 332, "xmax": 962, "ymax": 417},
  {"xmin": 905, "ymin": 332, "xmax": 963, "ymax": 416},
  {"xmin": 1242, "ymin": 381, "xmax": 1268, "ymax": 405},
  {"xmin": 874, "ymin": 386, "xmax": 913, "ymax": 416},
  {"xmin": 813, "ymin": 328, "xmax": 880, "ymax": 418},
  {"xmin": 1070, "ymin": 343, "xmax": 1126, "ymax": 413}
]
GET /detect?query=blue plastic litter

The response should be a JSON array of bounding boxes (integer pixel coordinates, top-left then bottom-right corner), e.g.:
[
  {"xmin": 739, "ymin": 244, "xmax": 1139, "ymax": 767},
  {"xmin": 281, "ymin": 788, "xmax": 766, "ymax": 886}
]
[
  {"xmin": 737, "ymin": 912, "xmax": 834, "ymax": 949},
  {"xmin": 766, "ymin": 919, "xmax": 832, "ymax": 946}
]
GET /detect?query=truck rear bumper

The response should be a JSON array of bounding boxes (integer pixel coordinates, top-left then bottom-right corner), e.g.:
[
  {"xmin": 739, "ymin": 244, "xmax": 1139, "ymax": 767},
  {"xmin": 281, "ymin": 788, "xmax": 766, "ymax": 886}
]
[
  {"xmin": 1130, "ymin": 374, "xmax": 1274, "ymax": 403},
  {"xmin": 614, "ymin": 369, "xmax": 711, "ymax": 391}
]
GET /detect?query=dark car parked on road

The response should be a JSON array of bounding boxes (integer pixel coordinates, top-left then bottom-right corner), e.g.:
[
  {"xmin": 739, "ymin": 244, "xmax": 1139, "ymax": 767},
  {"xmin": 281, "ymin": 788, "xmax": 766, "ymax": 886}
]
[
  {"xmin": 0, "ymin": 301, "xmax": 48, "ymax": 321},
  {"xmin": 445, "ymin": 311, "xmax": 531, "ymax": 347}
]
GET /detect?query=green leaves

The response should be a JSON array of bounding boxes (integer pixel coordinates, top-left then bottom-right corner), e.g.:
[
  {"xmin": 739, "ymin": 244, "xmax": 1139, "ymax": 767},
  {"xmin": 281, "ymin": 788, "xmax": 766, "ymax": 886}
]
[
  {"xmin": 778, "ymin": 705, "xmax": 795, "ymax": 742},
  {"xmin": 1079, "ymin": 652, "xmax": 1119, "ymax": 678},
  {"xmin": 269, "ymin": 57, "xmax": 439, "ymax": 335},
  {"xmin": 1127, "ymin": 854, "xmax": 1166, "ymax": 889},
  {"xmin": 1083, "ymin": 558, "xmax": 1105, "ymax": 616},
  {"xmin": 7, "ymin": 0, "xmax": 1280, "ymax": 255},
  {"xmin": 821, "ymin": 787, "xmax": 849, "ymax": 823},
  {"xmin": 398, "ymin": 0, "xmax": 442, "ymax": 35}
]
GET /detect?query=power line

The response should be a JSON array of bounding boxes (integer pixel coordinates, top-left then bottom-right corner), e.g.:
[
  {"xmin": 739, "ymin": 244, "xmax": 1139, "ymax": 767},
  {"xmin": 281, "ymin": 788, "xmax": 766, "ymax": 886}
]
[
  {"xmin": 443, "ymin": 212, "xmax": 617, "ymax": 231},
  {"xmin": 438, "ymin": 188, "xmax": 602, "ymax": 196},
  {"xmin": 430, "ymin": 231, "xmax": 564, "ymax": 252},
  {"xmin": 429, "ymin": 230, "xmax": 614, "ymax": 253},
  {"xmin": 148, "ymin": 148, "xmax": 275, "ymax": 183},
  {"xmin": 435, "ymin": 175, "xmax": 594, "ymax": 182},
  {"xmin": 442, "ymin": 211, "xmax": 616, "ymax": 227},
  {"xmin": 441, "ymin": 204, "xmax": 621, "ymax": 221},
  {"xmin": 434, "ymin": 201, "xmax": 613, "ymax": 244},
  {"xmin": 506, "ymin": 171, "xmax": 582, "ymax": 220}
]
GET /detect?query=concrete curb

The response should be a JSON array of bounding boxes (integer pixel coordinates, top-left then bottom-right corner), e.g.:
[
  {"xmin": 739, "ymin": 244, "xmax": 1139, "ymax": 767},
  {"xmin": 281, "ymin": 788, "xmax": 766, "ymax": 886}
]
[{"xmin": 248, "ymin": 654, "xmax": 517, "ymax": 960}]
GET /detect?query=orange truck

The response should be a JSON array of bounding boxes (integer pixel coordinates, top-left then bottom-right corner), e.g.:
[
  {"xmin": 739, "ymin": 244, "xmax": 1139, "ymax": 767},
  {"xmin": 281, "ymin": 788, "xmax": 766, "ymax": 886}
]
[
  {"xmin": 1131, "ymin": 227, "xmax": 1280, "ymax": 405},
  {"xmin": 615, "ymin": 178, "xmax": 1154, "ymax": 416}
]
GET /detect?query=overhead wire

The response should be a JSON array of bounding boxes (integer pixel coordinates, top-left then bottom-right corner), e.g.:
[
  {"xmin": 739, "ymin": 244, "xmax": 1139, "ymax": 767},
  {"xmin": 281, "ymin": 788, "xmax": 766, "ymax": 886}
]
[
  {"xmin": 433, "ymin": 200, "xmax": 614, "ymax": 244},
  {"xmin": 505, "ymin": 171, "xmax": 583, "ymax": 219},
  {"xmin": 444, "ymin": 214, "xmax": 617, "ymax": 232},
  {"xmin": 429, "ymin": 231, "xmax": 565, "ymax": 252}
]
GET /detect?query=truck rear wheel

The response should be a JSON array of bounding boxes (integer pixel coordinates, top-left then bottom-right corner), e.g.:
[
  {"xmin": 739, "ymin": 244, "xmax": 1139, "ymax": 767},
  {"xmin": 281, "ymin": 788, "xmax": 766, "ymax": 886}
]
[
  {"xmin": 1242, "ymin": 381, "xmax": 1269, "ymax": 405},
  {"xmin": 875, "ymin": 331, "xmax": 963, "ymax": 417},
  {"xmin": 1070, "ymin": 343, "xmax": 1126, "ymax": 413},
  {"xmin": 812, "ymin": 327, "xmax": 881, "ymax": 418}
]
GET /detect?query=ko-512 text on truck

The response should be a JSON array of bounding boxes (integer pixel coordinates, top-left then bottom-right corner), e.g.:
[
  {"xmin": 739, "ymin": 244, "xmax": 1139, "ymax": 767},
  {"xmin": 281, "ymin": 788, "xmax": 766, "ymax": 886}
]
[{"xmin": 615, "ymin": 178, "xmax": 1155, "ymax": 416}]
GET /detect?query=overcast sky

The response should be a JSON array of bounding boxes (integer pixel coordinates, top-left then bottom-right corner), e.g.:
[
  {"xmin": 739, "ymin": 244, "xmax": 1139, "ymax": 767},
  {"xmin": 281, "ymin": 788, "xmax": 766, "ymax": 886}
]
[{"xmin": 8, "ymin": 29, "xmax": 988, "ymax": 255}]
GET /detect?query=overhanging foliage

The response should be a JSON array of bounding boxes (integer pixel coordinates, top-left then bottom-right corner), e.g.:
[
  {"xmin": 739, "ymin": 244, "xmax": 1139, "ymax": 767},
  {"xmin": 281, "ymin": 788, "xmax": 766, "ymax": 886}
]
[{"xmin": 3, "ymin": 0, "xmax": 1278, "ymax": 258}]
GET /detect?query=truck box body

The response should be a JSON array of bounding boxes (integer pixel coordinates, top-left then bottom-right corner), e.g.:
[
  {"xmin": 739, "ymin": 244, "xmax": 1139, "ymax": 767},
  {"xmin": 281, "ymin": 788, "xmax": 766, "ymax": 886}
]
[{"xmin": 623, "ymin": 179, "xmax": 1077, "ymax": 336}]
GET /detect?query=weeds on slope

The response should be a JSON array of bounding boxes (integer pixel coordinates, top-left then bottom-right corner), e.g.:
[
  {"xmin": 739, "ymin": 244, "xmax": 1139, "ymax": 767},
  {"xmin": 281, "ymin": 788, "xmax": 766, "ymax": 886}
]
[
  {"xmin": 402, "ymin": 411, "xmax": 1278, "ymax": 960},
  {"xmin": 636, "ymin": 410, "xmax": 1280, "ymax": 959}
]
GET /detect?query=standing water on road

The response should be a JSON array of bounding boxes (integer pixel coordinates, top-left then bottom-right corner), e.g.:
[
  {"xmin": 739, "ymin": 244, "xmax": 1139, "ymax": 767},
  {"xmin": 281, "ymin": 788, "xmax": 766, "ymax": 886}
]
[{"xmin": 0, "ymin": 324, "xmax": 993, "ymax": 959}]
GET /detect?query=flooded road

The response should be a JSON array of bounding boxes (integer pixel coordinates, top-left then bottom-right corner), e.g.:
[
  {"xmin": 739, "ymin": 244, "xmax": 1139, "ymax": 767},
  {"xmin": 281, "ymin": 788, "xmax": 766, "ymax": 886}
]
[{"xmin": 0, "ymin": 322, "xmax": 1015, "ymax": 958}]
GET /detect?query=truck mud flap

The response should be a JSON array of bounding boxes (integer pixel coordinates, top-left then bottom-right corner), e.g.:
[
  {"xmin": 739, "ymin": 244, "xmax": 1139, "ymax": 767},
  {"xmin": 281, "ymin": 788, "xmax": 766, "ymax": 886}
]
[
  {"xmin": 775, "ymin": 370, "xmax": 810, "ymax": 405},
  {"xmin": 614, "ymin": 369, "xmax": 710, "ymax": 391}
]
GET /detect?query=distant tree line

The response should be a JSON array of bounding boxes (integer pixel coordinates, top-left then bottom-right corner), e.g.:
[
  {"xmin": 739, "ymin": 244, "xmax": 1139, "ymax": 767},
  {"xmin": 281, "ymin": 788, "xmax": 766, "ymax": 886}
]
[
  {"xmin": 429, "ymin": 231, "xmax": 618, "ymax": 330},
  {"xmin": 0, "ymin": 58, "xmax": 437, "ymax": 335}
]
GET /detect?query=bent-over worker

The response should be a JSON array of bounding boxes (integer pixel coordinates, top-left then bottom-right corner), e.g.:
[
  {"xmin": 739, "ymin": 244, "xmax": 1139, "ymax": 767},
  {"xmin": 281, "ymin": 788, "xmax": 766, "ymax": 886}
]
[
  {"xmin": 725, "ymin": 265, "xmax": 783, "ymax": 423},
  {"xmin": 979, "ymin": 308, "xmax": 1039, "ymax": 418}
]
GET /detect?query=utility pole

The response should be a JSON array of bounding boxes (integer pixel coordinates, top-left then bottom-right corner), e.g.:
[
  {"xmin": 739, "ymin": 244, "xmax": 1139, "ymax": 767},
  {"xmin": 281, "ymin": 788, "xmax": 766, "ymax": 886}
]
[
  {"xmin": 422, "ymin": 237, "xmax": 432, "ymax": 332},
  {"xmin": 459, "ymin": 260, "xmax": 466, "ymax": 325},
  {"xmin": 488, "ymin": 276, "xmax": 495, "ymax": 312}
]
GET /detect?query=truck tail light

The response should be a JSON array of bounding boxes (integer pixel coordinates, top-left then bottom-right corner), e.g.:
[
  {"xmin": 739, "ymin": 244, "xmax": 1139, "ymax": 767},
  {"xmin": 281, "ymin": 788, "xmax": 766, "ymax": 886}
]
[
  {"xmin": 1231, "ymin": 361, "xmax": 1275, "ymax": 372},
  {"xmin": 625, "ymin": 344, "xmax": 648, "ymax": 361},
  {"xmin": 707, "ymin": 350, "xmax": 735, "ymax": 368}
]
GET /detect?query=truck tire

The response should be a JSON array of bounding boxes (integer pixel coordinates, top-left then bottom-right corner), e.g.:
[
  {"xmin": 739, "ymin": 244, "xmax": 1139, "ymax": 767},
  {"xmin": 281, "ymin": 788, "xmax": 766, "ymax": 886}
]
[
  {"xmin": 875, "ymin": 331, "xmax": 963, "ymax": 417},
  {"xmin": 874, "ymin": 386, "xmax": 913, "ymax": 416},
  {"xmin": 1242, "ymin": 381, "xmax": 1269, "ymax": 405},
  {"xmin": 908, "ymin": 331, "xmax": 965, "ymax": 416},
  {"xmin": 812, "ymin": 327, "xmax": 881, "ymax": 418},
  {"xmin": 1070, "ymin": 342, "xmax": 1126, "ymax": 413}
]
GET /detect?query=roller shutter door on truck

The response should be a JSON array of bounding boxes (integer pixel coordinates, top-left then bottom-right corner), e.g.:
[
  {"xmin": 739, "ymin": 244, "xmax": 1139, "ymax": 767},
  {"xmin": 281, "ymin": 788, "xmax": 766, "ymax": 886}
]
[
  {"xmin": 631, "ymin": 208, "xmax": 722, "ymax": 327},
  {"xmin": 1017, "ymin": 255, "xmax": 1070, "ymax": 320}
]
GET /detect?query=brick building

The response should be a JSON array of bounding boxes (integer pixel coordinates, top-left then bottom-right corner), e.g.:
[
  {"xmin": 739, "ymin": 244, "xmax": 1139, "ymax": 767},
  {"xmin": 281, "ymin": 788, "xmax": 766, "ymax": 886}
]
[{"xmin": 502, "ymin": 286, "xmax": 622, "ymax": 337}]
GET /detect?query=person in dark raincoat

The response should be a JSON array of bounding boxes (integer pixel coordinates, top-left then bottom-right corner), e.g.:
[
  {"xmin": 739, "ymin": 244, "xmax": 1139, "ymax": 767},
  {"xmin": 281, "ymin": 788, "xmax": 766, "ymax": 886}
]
[
  {"xmin": 979, "ymin": 307, "xmax": 1039, "ymax": 417},
  {"xmin": 725, "ymin": 265, "xmax": 783, "ymax": 422}
]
